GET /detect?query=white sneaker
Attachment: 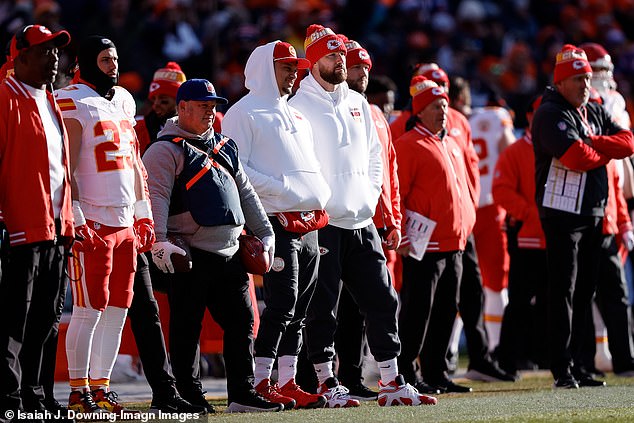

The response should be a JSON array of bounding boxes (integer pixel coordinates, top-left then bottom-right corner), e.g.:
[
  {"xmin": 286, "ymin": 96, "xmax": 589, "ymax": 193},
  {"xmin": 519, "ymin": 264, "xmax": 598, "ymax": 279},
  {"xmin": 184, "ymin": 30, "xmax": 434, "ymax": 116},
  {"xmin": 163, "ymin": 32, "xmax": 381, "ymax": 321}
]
[
  {"xmin": 378, "ymin": 375, "xmax": 438, "ymax": 406},
  {"xmin": 317, "ymin": 377, "xmax": 360, "ymax": 408}
]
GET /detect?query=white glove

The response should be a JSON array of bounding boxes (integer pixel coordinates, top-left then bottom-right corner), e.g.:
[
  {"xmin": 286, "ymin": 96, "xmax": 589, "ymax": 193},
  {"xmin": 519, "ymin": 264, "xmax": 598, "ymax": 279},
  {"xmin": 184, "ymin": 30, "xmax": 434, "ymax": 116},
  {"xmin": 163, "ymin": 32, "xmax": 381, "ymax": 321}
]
[
  {"xmin": 262, "ymin": 235, "xmax": 275, "ymax": 271},
  {"xmin": 151, "ymin": 241, "xmax": 186, "ymax": 274},
  {"xmin": 622, "ymin": 229, "xmax": 634, "ymax": 252}
]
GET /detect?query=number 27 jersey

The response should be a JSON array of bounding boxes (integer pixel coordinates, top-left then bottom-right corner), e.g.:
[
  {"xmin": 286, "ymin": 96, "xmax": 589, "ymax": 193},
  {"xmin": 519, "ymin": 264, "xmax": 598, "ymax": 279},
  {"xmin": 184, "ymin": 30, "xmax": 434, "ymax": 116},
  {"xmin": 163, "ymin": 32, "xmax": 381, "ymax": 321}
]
[{"xmin": 55, "ymin": 84, "xmax": 138, "ymax": 212}]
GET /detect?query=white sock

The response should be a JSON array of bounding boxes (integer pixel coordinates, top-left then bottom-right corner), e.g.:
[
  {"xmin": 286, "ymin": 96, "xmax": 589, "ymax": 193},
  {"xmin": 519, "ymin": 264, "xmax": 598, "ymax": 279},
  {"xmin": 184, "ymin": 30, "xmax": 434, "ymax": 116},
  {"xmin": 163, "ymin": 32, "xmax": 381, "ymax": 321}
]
[
  {"xmin": 66, "ymin": 306, "xmax": 102, "ymax": 382},
  {"xmin": 254, "ymin": 356, "xmax": 275, "ymax": 386},
  {"xmin": 277, "ymin": 355, "xmax": 298, "ymax": 387},
  {"xmin": 484, "ymin": 287, "xmax": 508, "ymax": 351},
  {"xmin": 314, "ymin": 361, "xmax": 334, "ymax": 385},
  {"xmin": 89, "ymin": 306, "xmax": 127, "ymax": 382},
  {"xmin": 377, "ymin": 358, "xmax": 398, "ymax": 383}
]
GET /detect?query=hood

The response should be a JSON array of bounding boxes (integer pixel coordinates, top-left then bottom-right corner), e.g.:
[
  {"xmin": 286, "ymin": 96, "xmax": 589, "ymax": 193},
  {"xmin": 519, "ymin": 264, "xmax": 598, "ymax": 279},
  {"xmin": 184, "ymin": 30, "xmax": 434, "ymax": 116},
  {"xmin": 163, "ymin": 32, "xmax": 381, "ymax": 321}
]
[
  {"xmin": 243, "ymin": 40, "xmax": 300, "ymax": 134},
  {"xmin": 541, "ymin": 86, "xmax": 574, "ymax": 111},
  {"xmin": 245, "ymin": 41, "xmax": 283, "ymax": 100},
  {"xmin": 157, "ymin": 116, "xmax": 215, "ymax": 142}
]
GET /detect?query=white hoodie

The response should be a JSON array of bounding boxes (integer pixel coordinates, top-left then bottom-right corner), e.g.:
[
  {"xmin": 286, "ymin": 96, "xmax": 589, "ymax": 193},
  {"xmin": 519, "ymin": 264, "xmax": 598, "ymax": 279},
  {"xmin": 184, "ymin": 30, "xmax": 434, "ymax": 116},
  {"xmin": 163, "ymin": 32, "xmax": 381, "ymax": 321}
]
[
  {"xmin": 289, "ymin": 72, "xmax": 383, "ymax": 230},
  {"xmin": 222, "ymin": 41, "xmax": 331, "ymax": 214}
]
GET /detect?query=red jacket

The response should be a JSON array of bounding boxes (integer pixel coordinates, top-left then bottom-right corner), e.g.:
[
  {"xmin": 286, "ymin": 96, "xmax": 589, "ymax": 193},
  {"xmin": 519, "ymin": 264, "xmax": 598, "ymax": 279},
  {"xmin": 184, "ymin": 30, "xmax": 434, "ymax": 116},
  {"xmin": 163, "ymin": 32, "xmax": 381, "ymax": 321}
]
[
  {"xmin": 492, "ymin": 132, "xmax": 545, "ymax": 249},
  {"xmin": 447, "ymin": 108, "xmax": 480, "ymax": 207},
  {"xmin": 604, "ymin": 160, "xmax": 632, "ymax": 236},
  {"xmin": 371, "ymin": 104, "xmax": 402, "ymax": 233},
  {"xmin": 389, "ymin": 109, "xmax": 410, "ymax": 141},
  {"xmin": 0, "ymin": 76, "xmax": 74, "ymax": 245},
  {"xmin": 395, "ymin": 123, "xmax": 476, "ymax": 252}
]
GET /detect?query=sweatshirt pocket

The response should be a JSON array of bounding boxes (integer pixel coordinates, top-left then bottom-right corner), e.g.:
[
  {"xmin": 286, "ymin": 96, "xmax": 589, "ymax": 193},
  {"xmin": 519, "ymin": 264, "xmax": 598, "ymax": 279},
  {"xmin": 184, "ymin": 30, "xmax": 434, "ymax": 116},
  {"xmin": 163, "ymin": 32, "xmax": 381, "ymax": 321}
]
[{"xmin": 281, "ymin": 170, "xmax": 332, "ymax": 210}]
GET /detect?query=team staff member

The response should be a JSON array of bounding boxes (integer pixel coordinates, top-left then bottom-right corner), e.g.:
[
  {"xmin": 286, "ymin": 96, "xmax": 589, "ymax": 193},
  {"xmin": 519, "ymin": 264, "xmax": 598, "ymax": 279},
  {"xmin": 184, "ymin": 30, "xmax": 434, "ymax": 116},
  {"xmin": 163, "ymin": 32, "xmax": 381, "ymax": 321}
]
[
  {"xmin": 143, "ymin": 79, "xmax": 282, "ymax": 413},
  {"xmin": 291, "ymin": 24, "xmax": 436, "ymax": 408},
  {"xmin": 532, "ymin": 44, "xmax": 634, "ymax": 388},
  {"xmin": 0, "ymin": 25, "xmax": 73, "ymax": 421},
  {"xmin": 58, "ymin": 35, "xmax": 155, "ymax": 416},
  {"xmin": 333, "ymin": 36, "xmax": 402, "ymax": 401},
  {"xmin": 395, "ymin": 76, "xmax": 476, "ymax": 394}
]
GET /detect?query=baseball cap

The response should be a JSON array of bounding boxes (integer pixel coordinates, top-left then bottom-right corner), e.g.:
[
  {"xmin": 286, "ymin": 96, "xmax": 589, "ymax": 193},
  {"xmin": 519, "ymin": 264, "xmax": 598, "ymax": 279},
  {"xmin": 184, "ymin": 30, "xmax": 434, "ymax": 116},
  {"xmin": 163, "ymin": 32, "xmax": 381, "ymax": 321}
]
[
  {"xmin": 273, "ymin": 42, "xmax": 310, "ymax": 69},
  {"xmin": 10, "ymin": 25, "xmax": 70, "ymax": 59},
  {"xmin": 176, "ymin": 79, "xmax": 228, "ymax": 105}
]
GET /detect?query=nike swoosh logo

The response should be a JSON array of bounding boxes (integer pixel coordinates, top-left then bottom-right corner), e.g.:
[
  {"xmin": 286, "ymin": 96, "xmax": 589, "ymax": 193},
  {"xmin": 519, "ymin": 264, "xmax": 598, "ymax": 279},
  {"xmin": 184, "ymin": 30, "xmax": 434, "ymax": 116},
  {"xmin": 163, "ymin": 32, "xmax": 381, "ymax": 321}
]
[{"xmin": 379, "ymin": 365, "xmax": 391, "ymax": 369}]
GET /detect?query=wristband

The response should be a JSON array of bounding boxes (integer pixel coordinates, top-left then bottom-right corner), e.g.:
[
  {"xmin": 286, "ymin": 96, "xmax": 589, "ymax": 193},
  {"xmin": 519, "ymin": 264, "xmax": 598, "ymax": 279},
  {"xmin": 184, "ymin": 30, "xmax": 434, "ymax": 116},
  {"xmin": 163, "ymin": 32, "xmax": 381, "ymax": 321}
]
[
  {"xmin": 134, "ymin": 199, "xmax": 153, "ymax": 220},
  {"xmin": 72, "ymin": 201, "xmax": 86, "ymax": 227}
]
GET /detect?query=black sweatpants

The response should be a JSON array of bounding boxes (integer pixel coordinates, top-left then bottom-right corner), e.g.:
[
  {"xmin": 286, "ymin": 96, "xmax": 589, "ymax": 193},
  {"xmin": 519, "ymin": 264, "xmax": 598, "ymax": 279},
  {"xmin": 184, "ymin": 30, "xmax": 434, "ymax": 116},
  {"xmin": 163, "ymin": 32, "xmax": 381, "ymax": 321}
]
[
  {"xmin": 496, "ymin": 248, "xmax": 549, "ymax": 371},
  {"xmin": 0, "ymin": 240, "xmax": 67, "ymax": 418},
  {"xmin": 305, "ymin": 224, "xmax": 399, "ymax": 365},
  {"xmin": 456, "ymin": 235, "xmax": 490, "ymax": 368},
  {"xmin": 128, "ymin": 253, "xmax": 177, "ymax": 399},
  {"xmin": 334, "ymin": 285, "xmax": 367, "ymax": 385},
  {"xmin": 591, "ymin": 235, "xmax": 634, "ymax": 373},
  {"xmin": 541, "ymin": 216, "xmax": 603, "ymax": 380},
  {"xmin": 398, "ymin": 251, "xmax": 462, "ymax": 385},
  {"xmin": 168, "ymin": 248, "xmax": 255, "ymax": 403},
  {"xmin": 255, "ymin": 218, "xmax": 320, "ymax": 358}
]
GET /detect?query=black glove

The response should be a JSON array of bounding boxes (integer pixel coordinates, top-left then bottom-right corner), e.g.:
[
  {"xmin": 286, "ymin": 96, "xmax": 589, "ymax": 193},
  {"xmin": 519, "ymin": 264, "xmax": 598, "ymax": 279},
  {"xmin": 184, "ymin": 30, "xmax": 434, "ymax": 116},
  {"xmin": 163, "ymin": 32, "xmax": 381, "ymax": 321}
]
[{"xmin": 0, "ymin": 221, "xmax": 9, "ymax": 258}]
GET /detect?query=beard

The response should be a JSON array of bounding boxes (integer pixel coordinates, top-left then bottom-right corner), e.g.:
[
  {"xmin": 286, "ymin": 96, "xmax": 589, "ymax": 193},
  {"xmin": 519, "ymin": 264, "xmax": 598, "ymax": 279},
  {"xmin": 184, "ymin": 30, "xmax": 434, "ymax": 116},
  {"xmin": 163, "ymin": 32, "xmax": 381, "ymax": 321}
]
[
  {"xmin": 319, "ymin": 64, "xmax": 347, "ymax": 85},
  {"xmin": 347, "ymin": 78, "xmax": 367, "ymax": 94}
]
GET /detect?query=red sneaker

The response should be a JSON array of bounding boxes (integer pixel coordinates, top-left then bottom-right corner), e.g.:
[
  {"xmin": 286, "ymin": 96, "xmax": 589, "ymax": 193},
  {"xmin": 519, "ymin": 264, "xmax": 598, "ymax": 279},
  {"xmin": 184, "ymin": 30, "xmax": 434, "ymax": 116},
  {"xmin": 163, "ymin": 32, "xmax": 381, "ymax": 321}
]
[
  {"xmin": 278, "ymin": 379, "xmax": 326, "ymax": 409},
  {"xmin": 254, "ymin": 379, "xmax": 296, "ymax": 410},
  {"xmin": 91, "ymin": 389, "xmax": 141, "ymax": 419}
]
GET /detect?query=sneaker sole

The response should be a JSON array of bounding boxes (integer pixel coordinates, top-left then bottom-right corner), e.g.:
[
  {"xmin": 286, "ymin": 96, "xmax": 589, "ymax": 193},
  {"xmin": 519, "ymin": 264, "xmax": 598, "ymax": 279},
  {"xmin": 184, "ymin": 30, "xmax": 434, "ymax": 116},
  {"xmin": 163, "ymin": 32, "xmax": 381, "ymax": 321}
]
[
  {"xmin": 348, "ymin": 394, "xmax": 378, "ymax": 401},
  {"xmin": 225, "ymin": 403, "xmax": 283, "ymax": 413}
]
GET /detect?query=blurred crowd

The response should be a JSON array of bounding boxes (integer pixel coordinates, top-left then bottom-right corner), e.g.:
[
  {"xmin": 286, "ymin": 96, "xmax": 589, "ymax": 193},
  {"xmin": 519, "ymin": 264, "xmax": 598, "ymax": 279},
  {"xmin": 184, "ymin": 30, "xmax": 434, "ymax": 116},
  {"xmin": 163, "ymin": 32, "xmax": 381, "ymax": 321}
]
[{"xmin": 3, "ymin": 0, "xmax": 634, "ymax": 129}]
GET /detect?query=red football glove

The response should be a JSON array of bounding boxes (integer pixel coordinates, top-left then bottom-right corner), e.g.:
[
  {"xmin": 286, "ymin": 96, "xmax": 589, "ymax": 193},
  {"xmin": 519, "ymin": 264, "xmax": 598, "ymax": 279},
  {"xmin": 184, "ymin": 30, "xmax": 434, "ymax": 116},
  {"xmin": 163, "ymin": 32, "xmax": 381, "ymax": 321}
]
[
  {"xmin": 74, "ymin": 224, "xmax": 107, "ymax": 252},
  {"xmin": 134, "ymin": 218, "xmax": 156, "ymax": 253}
]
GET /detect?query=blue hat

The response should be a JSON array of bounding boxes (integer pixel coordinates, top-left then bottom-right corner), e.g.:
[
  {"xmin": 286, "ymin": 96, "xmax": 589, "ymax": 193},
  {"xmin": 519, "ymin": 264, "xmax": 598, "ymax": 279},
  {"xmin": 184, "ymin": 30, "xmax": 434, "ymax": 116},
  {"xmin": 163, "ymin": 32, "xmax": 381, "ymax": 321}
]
[{"xmin": 176, "ymin": 79, "xmax": 228, "ymax": 105}]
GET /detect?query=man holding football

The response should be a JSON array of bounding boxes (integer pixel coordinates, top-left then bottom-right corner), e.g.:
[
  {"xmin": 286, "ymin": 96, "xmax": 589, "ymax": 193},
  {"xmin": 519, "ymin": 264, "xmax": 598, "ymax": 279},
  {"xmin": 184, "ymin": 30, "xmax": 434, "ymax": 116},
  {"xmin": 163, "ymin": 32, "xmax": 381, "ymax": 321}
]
[
  {"xmin": 143, "ymin": 78, "xmax": 282, "ymax": 413},
  {"xmin": 222, "ymin": 40, "xmax": 331, "ymax": 410}
]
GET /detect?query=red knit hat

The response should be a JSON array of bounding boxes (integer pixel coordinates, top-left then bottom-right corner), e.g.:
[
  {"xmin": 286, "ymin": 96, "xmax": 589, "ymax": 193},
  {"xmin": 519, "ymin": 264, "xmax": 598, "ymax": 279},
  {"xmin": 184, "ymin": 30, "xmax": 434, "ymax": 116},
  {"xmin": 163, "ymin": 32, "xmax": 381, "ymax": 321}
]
[
  {"xmin": 579, "ymin": 42, "xmax": 613, "ymax": 70},
  {"xmin": 414, "ymin": 63, "xmax": 450, "ymax": 88},
  {"xmin": 553, "ymin": 44, "xmax": 592, "ymax": 84},
  {"xmin": 341, "ymin": 35, "xmax": 372, "ymax": 70},
  {"xmin": 148, "ymin": 62, "xmax": 186, "ymax": 100},
  {"xmin": 410, "ymin": 75, "xmax": 449, "ymax": 115},
  {"xmin": 304, "ymin": 24, "xmax": 346, "ymax": 66}
]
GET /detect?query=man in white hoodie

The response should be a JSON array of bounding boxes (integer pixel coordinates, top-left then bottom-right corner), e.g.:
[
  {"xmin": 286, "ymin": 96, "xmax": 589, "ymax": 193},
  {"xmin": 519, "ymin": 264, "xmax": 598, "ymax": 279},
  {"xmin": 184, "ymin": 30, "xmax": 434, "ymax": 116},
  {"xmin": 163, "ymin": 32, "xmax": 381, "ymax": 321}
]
[
  {"xmin": 222, "ymin": 41, "xmax": 331, "ymax": 410},
  {"xmin": 289, "ymin": 24, "xmax": 437, "ymax": 408}
]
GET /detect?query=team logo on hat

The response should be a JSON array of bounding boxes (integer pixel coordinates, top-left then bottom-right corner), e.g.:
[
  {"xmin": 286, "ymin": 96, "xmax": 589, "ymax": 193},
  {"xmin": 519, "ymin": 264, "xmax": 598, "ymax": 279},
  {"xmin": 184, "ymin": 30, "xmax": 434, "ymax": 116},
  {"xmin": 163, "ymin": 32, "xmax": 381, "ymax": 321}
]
[
  {"xmin": 359, "ymin": 50, "xmax": 369, "ymax": 60},
  {"xmin": 288, "ymin": 45, "xmax": 297, "ymax": 57},
  {"xmin": 432, "ymin": 87, "xmax": 444, "ymax": 96},
  {"xmin": 149, "ymin": 82, "xmax": 159, "ymax": 93},
  {"xmin": 432, "ymin": 70, "xmax": 443, "ymax": 79},
  {"xmin": 100, "ymin": 38, "xmax": 112, "ymax": 46},
  {"xmin": 572, "ymin": 60, "xmax": 587, "ymax": 70},
  {"xmin": 327, "ymin": 39, "xmax": 342, "ymax": 50},
  {"xmin": 205, "ymin": 81, "xmax": 214, "ymax": 93}
]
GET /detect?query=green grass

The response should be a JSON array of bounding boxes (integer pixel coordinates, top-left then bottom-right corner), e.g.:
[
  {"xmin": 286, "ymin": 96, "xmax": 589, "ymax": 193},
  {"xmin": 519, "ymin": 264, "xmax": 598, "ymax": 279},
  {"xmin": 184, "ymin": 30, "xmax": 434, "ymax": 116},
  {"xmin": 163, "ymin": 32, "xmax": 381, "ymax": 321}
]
[{"xmin": 126, "ymin": 373, "xmax": 634, "ymax": 422}]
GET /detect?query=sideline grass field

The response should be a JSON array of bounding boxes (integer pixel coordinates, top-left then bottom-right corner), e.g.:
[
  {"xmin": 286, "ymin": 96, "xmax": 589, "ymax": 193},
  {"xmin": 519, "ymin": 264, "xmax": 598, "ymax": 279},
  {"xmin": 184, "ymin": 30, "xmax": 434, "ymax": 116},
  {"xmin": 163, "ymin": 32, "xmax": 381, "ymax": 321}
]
[{"xmin": 128, "ymin": 372, "xmax": 634, "ymax": 422}]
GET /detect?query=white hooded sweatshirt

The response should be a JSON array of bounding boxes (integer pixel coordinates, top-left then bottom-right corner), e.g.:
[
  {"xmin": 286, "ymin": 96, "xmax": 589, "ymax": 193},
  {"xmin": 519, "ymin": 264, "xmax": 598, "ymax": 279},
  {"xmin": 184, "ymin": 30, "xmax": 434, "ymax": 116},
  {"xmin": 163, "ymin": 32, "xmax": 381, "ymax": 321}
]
[
  {"xmin": 222, "ymin": 41, "xmax": 331, "ymax": 214},
  {"xmin": 289, "ymin": 71, "xmax": 383, "ymax": 230}
]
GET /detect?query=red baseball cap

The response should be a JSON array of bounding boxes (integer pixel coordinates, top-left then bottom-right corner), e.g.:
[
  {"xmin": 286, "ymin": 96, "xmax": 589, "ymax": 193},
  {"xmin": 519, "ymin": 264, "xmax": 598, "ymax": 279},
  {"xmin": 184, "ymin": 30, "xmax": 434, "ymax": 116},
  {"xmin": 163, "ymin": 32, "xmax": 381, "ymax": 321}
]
[
  {"xmin": 273, "ymin": 41, "xmax": 310, "ymax": 69},
  {"xmin": 10, "ymin": 25, "xmax": 70, "ymax": 59}
]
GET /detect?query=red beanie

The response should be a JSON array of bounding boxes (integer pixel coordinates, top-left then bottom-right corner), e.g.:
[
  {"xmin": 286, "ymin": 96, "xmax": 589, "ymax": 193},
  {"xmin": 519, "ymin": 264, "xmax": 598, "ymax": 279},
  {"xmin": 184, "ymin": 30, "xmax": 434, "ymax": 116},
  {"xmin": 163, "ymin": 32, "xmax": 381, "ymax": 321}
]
[
  {"xmin": 148, "ymin": 62, "xmax": 186, "ymax": 100},
  {"xmin": 553, "ymin": 44, "xmax": 592, "ymax": 84},
  {"xmin": 579, "ymin": 42, "xmax": 613, "ymax": 70},
  {"xmin": 415, "ymin": 63, "xmax": 449, "ymax": 89},
  {"xmin": 340, "ymin": 35, "xmax": 372, "ymax": 70},
  {"xmin": 304, "ymin": 24, "xmax": 346, "ymax": 66},
  {"xmin": 410, "ymin": 75, "xmax": 449, "ymax": 116}
]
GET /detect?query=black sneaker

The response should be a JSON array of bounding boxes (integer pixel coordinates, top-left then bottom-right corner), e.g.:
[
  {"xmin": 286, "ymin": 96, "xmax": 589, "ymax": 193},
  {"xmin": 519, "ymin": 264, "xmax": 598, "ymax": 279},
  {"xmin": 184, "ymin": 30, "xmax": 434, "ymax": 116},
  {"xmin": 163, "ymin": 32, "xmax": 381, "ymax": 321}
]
[
  {"xmin": 413, "ymin": 381, "xmax": 441, "ymax": 395},
  {"xmin": 576, "ymin": 375, "xmax": 606, "ymax": 387},
  {"xmin": 465, "ymin": 360, "xmax": 517, "ymax": 382},
  {"xmin": 344, "ymin": 382, "xmax": 378, "ymax": 401},
  {"xmin": 181, "ymin": 392, "xmax": 216, "ymax": 414},
  {"xmin": 434, "ymin": 380, "xmax": 473, "ymax": 393},
  {"xmin": 226, "ymin": 389, "xmax": 284, "ymax": 413},
  {"xmin": 149, "ymin": 393, "xmax": 208, "ymax": 415},
  {"xmin": 553, "ymin": 374, "xmax": 579, "ymax": 389}
]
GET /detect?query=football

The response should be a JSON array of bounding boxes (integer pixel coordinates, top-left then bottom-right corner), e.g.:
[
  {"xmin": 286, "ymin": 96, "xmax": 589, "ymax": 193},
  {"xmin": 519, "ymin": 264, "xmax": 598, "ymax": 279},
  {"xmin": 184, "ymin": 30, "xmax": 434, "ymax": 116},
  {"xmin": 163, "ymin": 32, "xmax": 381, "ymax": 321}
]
[
  {"xmin": 238, "ymin": 234, "xmax": 270, "ymax": 275},
  {"xmin": 167, "ymin": 234, "xmax": 192, "ymax": 272}
]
